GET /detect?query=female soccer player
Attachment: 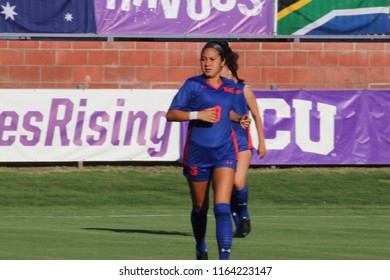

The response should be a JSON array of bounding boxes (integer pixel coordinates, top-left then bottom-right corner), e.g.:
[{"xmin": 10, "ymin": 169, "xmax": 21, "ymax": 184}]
[
  {"xmin": 221, "ymin": 47, "xmax": 267, "ymax": 238},
  {"xmin": 166, "ymin": 41, "xmax": 248, "ymax": 260}
]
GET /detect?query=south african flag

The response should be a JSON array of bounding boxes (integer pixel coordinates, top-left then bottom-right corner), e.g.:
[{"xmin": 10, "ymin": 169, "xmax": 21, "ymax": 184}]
[{"xmin": 277, "ymin": 0, "xmax": 389, "ymax": 35}]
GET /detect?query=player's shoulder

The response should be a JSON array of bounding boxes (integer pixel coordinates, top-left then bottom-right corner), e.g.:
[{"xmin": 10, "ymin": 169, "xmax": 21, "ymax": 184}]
[
  {"xmin": 182, "ymin": 75, "xmax": 206, "ymax": 89},
  {"xmin": 186, "ymin": 75, "xmax": 204, "ymax": 84},
  {"xmin": 221, "ymin": 76, "xmax": 236, "ymax": 87}
]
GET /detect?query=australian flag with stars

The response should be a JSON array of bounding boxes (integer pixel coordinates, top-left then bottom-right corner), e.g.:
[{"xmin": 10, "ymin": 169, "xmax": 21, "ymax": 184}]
[{"xmin": 0, "ymin": 0, "xmax": 96, "ymax": 33}]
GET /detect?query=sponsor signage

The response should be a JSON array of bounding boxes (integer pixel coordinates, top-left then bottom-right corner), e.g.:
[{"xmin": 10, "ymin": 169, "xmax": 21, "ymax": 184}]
[{"xmin": 1, "ymin": 89, "xmax": 389, "ymax": 164}]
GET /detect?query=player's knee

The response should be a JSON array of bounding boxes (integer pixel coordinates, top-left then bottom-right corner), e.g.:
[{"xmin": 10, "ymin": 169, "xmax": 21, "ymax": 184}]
[
  {"xmin": 193, "ymin": 203, "xmax": 209, "ymax": 213},
  {"xmin": 234, "ymin": 178, "xmax": 246, "ymax": 189}
]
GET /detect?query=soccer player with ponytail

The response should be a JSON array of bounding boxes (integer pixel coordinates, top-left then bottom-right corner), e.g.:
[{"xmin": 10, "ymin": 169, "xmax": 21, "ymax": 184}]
[
  {"xmin": 221, "ymin": 43, "xmax": 267, "ymax": 238},
  {"xmin": 166, "ymin": 41, "xmax": 249, "ymax": 260}
]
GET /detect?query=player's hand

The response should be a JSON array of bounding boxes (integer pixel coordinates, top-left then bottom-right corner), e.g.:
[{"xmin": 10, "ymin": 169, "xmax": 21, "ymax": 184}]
[
  {"xmin": 257, "ymin": 144, "xmax": 266, "ymax": 159},
  {"xmin": 198, "ymin": 108, "xmax": 218, "ymax": 123},
  {"xmin": 240, "ymin": 114, "xmax": 251, "ymax": 129}
]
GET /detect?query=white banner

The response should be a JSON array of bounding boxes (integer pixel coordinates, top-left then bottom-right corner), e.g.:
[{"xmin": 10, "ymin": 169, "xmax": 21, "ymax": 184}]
[{"xmin": 0, "ymin": 89, "xmax": 180, "ymax": 162}]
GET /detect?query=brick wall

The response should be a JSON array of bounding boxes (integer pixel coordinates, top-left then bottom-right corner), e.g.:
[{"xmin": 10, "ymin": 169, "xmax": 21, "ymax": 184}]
[{"xmin": 1, "ymin": 40, "xmax": 390, "ymax": 89}]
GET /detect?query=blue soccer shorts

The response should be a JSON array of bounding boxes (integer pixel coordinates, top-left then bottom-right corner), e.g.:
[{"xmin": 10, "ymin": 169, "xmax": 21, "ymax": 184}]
[{"xmin": 183, "ymin": 142, "xmax": 237, "ymax": 182}]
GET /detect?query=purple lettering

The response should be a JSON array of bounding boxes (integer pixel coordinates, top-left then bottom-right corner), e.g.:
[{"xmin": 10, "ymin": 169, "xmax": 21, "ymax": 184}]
[
  {"xmin": 124, "ymin": 111, "xmax": 147, "ymax": 146},
  {"xmin": 73, "ymin": 99, "xmax": 88, "ymax": 146},
  {"xmin": 148, "ymin": 111, "xmax": 171, "ymax": 157},
  {"xmin": 111, "ymin": 99, "xmax": 125, "ymax": 146},
  {"xmin": 20, "ymin": 112, "xmax": 43, "ymax": 146},
  {"xmin": 45, "ymin": 99, "xmax": 73, "ymax": 146},
  {"xmin": 0, "ymin": 111, "xmax": 18, "ymax": 146},
  {"xmin": 87, "ymin": 112, "xmax": 109, "ymax": 146}
]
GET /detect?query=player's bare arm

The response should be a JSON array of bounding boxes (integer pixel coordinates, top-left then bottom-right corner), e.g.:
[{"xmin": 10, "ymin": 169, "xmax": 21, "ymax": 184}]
[{"xmin": 244, "ymin": 86, "xmax": 266, "ymax": 159}]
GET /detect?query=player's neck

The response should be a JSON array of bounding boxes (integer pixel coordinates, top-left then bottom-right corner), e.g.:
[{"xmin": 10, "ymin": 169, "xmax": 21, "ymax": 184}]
[{"xmin": 207, "ymin": 76, "xmax": 222, "ymax": 88}]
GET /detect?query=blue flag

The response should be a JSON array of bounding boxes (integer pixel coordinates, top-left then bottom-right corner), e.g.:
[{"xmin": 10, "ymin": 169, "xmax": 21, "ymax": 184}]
[{"xmin": 0, "ymin": 0, "xmax": 96, "ymax": 33}]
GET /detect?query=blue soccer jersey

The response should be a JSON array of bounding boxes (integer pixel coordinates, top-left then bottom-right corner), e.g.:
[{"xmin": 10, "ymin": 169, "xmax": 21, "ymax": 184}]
[
  {"xmin": 231, "ymin": 83, "xmax": 253, "ymax": 152},
  {"xmin": 169, "ymin": 75, "xmax": 239, "ymax": 171}
]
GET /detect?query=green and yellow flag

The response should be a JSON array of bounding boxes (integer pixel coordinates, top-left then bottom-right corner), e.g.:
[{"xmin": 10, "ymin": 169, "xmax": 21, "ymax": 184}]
[{"xmin": 277, "ymin": 0, "xmax": 389, "ymax": 35}]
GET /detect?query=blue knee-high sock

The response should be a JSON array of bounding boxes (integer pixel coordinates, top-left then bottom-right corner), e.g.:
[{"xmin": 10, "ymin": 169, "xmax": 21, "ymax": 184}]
[
  {"xmin": 235, "ymin": 185, "xmax": 249, "ymax": 221},
  {"xmin": 214, "ymin": 203, "xmax": 233, "ymax": 260},
  {"xmin": 191, "ymin": 208, "xmax": 207, "ymax": 253}
]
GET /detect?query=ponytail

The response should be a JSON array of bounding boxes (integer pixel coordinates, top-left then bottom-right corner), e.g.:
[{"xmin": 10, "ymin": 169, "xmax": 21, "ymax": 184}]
[{"xmin": 218, "ymin": 41, "xmax": 245, "ymax": 84}]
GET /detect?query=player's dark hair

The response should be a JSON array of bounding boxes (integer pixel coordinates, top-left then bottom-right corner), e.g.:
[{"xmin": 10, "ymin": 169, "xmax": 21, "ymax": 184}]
[
  {"xmin": 202, "ymin": 41, "xmax": 226, "ymax": 60},
  {"xmin": 218, "ymin": 41, "xmax": 245, "ymax": 84},
  {"xmin": 202, "ymin": 40, "xmax": 244, "ymax": 84}
]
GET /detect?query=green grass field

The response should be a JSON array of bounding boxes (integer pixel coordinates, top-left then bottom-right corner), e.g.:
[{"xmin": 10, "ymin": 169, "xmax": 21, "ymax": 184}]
[{"xmin": 1, "ymin": 165, "xmax": 389, "ymax": 260}]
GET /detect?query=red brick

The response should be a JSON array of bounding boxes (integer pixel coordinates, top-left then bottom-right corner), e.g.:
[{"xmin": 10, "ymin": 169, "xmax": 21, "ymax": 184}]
[
  {"xmin": 152, "ymin": 83, "xmax": 181, "ymax": 89},
  {"xmin": 151, "ymin": 51, "xmax": 169, "ymax": 66},
  {"xmin": 136, "ymin": 42, "xmax": 166, "ymax": 50},
  {"xmin": 40, "ymin": 41, "xmax": 72, "ymax": 49},
  {"xmin": 230, "ymin": 42, "xmax": 260, "ymax": 51},
  {"xmin": 136, "ymin": 66, "xmax": 167, "ymax": 82},
  {"xmin": 9, "ymin": 66, "xmax": 40, "ymax": 82},
  {"xmin": 104, "ymin": 66, "xmax": 135, "ymax": 82},
  {"xmin": 168, "ymin": 42, "xmax": 201, "ymax": 50},
  {"xmin": 355, "ymin": 43, "xmax": 385, "ymax": 51},
  {"xmin": 0, "ymin": 83, "xmax": 26, "ymax": 88},
  {"xmin": 385, "ymin": 68, "xmax": 390, "ymax": 83},
  {"xmin": 369, "ymin": 52, "xmax": 389, "ymax": 67},
  {"xmin": 23, "ymin": 82, "xmax": 57, "ymax": 88},
  {"xmin": 120, "ymin": 50, "xmax": 151, "ymax": 66},
  {"xmin": 42, "ymin": 67, "xmax": 73, "ymax": 82},
  {"xmin": 73, "ymin": 67, "xmax": 104, "ymax": 84},
  {"xmin": 0, "ymin": 66, "xmax": 8, "ymax": 81},
  {"xmin": 262, "ymin": 42, "xmax": 292, "ymax": 50},
  {"xmin": 9, "ymin": 41, "xmax": 39, "ymax": 49},
  {"xmin": 308, "ymin": 51, "xmax": 338, "ymax": 66},
  {"xmin": 167, "ymin": 67, "xmax": 199, "ymax": 83},
  {"xmin": 368, "ymin": 83, "xmax": 390, "ymax": 89},
  {"xmin": 250, "ymin": 83, "xmax": 270, "ymax": 90},
  {"xmin": 323, "ymin": 67, "xmax": 354, "ymax": 84},
  {"xmin": 167, "ymin": 51, "xmax": 182, "ymax": 66},
  {"xmin": 246, "ymin": 51, "xmax": 276, "ymax": 67},
  {"xmin": 292, "ymin": 43, "xmax": 322, "ymax": 51},
  {"xmin": 262, "ymin": 67, "xmax": 291, "ymax": 83},
  {"xmin": 277, "ymin": 51, "xmax": 307, "ymax": 66},
  {"xmin": 89, "ymin": 83, "xmax": 119, "ymax": 89},
  {"xmin": 182, "ymin": 50, "xmax": 200, "ymax": 67},
  {"xmin": 56, "ymin": 50, "xmax": 88, "ymax": 65},
  {"xmin": 0, "ymin": 50, "xmax": 24, "ymax": 65},
  {"xmin": 121, "ymin": 82, "xmax": 151, "ymax": 89},
  {"xmin": 367, "ymin": 68, "xmax": 386, "ymax": 83},
  {"xmin": 25, "ymin": 50, "xmax": 56, "ymax": 65},
  {"xmin": 237, "ymin": 67, "xmax": 261, "ymax": 83},
  {"xmin": 292, "ymin": 67, "xmax": 323, "ymax": 84},
  {"xmin": 339, "ymin": 51, "xmax": 369, "ymax": 67},
  {"xmin": 105, "ymin": 41, "xmax": 135, "ymax": 50},
  {"xmin": 73, "ymin": 41, "xmax": 104, "ymax": 49},
  {"xmin": 324, "ymin": 43, "xmax": 354, "ymax": 50},
  {"xmin": 0, "ymin": 41, "xmax": 388, "ymax": 90},
  {"xmin": 353, "ymin": 68, "xmax": 368, "ymax": 84},
  {"xmin": 89, "ymin": 50, "xmax": 120, "ymax": 65}
]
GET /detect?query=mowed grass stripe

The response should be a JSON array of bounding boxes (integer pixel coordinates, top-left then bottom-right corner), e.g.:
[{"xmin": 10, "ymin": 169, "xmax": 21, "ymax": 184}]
[{"xmin": 0, "ymin": 166, "xmax": 389, "ymax": 260}]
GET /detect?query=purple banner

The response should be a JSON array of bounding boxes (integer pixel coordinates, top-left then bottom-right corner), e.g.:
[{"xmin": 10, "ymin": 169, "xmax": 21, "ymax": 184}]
[
  {"xmin": 180, "ymin": 89, "xmax": 390, "ymax": 165},
  {"xmin": 95, "ymin": 0, "xmax": 274, "ymax": 35}
]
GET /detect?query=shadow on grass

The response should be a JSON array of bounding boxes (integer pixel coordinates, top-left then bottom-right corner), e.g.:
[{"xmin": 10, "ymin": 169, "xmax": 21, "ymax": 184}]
[{"xmin": 82, "ymin": 227, "xmax": 192, "ymax": 236}]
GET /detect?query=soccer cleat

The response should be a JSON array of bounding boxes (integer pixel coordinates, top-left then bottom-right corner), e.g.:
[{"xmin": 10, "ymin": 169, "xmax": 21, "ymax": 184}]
[
  {"xmin": 196, "ymin": 250, "xmax": 208, "ymax": 260},
  {"xmin": 234, "ymin": 217, "xmax": 251, "ymax": 238}
]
